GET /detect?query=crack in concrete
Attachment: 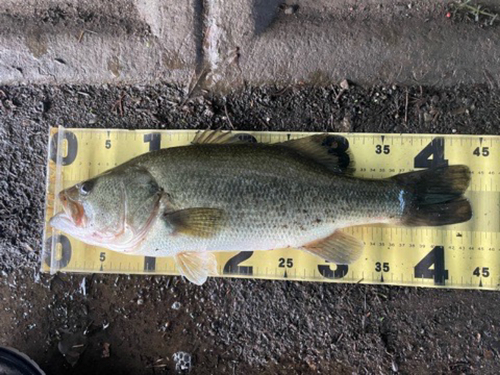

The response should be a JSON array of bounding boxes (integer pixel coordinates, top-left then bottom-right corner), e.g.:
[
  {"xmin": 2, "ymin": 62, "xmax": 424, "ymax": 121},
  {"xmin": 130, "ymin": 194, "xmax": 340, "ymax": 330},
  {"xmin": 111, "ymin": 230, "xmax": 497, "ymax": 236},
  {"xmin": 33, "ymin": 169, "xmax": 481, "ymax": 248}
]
[{"xmin": 201, "ymin": 0, "xmax": 223, "ymax": 86}]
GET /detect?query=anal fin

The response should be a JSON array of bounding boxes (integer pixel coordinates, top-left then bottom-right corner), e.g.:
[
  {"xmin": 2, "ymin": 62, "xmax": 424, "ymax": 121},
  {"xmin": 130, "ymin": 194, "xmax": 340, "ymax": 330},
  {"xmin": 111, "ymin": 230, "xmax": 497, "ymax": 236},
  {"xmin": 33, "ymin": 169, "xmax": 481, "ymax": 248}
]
[
  {"xmin": 175, "ymin": 252, "xmax": 218, "ymax": 285},
  {"xmin": 302, "ymin": 230, "xmax": 364, "ymax": 264}
]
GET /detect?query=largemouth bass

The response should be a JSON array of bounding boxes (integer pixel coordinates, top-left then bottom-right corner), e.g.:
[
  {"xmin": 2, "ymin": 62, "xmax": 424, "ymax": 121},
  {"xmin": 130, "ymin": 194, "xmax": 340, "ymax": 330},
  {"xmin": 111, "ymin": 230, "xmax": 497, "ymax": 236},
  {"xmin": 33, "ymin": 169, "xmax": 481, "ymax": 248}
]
[{"xmin": 50, "ymin": 131, "xmax": 472, "ymax": 284}]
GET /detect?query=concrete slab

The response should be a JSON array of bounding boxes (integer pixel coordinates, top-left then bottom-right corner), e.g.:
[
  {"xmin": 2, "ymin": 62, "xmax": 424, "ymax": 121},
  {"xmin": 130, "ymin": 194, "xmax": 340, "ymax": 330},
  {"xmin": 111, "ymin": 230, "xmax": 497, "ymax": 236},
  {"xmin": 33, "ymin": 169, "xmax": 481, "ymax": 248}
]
[
  {"xmin": 0, "ymin": 0, "xmax": 499, "ymax": 88},
  {"xmin": 0, "ymin": 0, "xmax": 199, "ymax": 85},
  {"xmin": 209, "ymin": 0, "xmax": 500, "ymax": 89}
]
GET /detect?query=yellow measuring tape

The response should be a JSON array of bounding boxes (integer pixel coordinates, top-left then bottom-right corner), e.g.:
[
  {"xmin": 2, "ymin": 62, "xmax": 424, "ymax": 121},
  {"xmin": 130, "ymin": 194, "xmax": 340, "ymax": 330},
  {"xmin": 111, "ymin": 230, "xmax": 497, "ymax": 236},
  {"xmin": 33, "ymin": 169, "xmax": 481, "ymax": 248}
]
[{"xmin": 43, "ymin": 127, "xmax": 500, "ymax": 290}]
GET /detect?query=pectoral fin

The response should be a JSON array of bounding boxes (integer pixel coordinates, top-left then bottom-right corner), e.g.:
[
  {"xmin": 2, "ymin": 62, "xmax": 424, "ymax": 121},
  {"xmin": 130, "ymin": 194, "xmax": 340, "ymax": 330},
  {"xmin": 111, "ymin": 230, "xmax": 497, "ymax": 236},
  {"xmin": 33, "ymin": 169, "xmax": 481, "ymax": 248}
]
[
  {"xmin": 163, "ymin": 208, "xmax": 225, "ymax": 238},
  {"xmin": 302, "ymin": 230, "xmax": 364, "ymax": 264},
  {"xmin": 175, "ymin": 252, "xmax": 218, "ymax": 285}
]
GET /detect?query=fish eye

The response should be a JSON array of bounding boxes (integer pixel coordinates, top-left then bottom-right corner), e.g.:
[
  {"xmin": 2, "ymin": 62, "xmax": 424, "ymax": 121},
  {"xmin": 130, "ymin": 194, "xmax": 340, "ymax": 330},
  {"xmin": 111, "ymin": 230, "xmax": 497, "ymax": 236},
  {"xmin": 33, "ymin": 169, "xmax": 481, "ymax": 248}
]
[{"xmin": 79, "ymin": 180, "xmax": 95, "ymax": 196}]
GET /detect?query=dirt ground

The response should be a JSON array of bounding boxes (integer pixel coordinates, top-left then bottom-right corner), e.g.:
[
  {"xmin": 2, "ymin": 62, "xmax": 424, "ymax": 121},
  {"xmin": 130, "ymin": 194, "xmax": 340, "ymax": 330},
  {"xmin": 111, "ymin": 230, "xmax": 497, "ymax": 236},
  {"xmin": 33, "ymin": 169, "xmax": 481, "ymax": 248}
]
[{"xmin": 1, "ymin": 83, "xmax": 500, "ymax": 374}]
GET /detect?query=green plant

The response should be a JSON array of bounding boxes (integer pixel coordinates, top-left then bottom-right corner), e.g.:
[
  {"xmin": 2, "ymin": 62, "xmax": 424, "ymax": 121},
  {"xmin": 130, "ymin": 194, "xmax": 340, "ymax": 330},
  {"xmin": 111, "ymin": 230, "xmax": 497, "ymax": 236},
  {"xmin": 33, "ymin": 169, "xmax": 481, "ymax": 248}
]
[{"xmin": 450, "ymin": 0, "xmax": 498, "ymax": 25}]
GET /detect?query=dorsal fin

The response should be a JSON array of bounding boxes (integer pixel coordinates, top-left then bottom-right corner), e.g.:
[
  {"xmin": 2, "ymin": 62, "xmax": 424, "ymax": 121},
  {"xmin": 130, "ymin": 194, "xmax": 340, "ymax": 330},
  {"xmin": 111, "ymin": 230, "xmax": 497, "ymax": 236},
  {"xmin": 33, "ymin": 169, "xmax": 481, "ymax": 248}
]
[
  {"xmin": 192, "ymin": 130, "xmax": 257, "ymax": 145},
  {"xmin": 280, "ymin": 134, "xmax": 354, "ymax": 174}
]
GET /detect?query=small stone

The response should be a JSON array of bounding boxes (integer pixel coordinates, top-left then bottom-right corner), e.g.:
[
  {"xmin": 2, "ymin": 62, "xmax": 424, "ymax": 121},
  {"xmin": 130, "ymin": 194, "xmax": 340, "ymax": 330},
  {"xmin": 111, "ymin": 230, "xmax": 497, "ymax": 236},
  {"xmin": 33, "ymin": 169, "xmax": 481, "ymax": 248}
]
[
  {"xmin": 305, "ymin": 356, "xmax": 317, "ymax": 371},
  {"xmin": 35, "ymin": 101, "xmax": 49, "ymax": 113},
  {"xmin": 137, "ymin": 298, "xmax": 144, "ymax": 305},
  {"xmin": 102, "ymin": 342, "xmax": 111, "ymax": 358},
  {"xmin": 340, "ymin": 116, "xmax": 351, "ymax": 132},
  {"xmin": 173, "ymin": 351, "xmax": 192, "ymax": 372},
  {"xmin": 423, "ymin": 112, "xmax": 433, "ymax": 122},
  {"xmin": 391, "ymin": 360, "xmax": 399, "ymax": 372},
  {"xmin": 88, "ymin": 115, "xmax": 97, "ymax": 125},
  {"xmin": 202, "ymin": 107, "xmax": 214, "ymax": 117},
  {"xmin": 281, "ymin": 4, "xmax": 299, "ymax": 15},
  {"xmin": 340, "ymin": 79, "xmax": 350, "ymax": 90},
  {"xmin": 79, "ymin": 277, "xmax": 86, "ymax": 296},
  {"xmin": 484, "ymin": 349, "xmax": 494, "ymax": 360},
  {"xmin": 172, "ymin": 301, "xmax": 181, "ymax": 310}
]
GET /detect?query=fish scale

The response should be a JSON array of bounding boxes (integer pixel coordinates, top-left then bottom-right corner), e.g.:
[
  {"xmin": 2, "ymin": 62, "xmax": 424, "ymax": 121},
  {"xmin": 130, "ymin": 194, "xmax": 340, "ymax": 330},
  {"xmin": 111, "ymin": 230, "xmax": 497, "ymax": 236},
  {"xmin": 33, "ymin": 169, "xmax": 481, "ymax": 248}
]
[
  {"xmin": 131, "ymin": 143, "xmax": 405, "ymax": 256},
  {"xmin": 43, "ymin": 127, "xmax": 500, "ymax": 290}
]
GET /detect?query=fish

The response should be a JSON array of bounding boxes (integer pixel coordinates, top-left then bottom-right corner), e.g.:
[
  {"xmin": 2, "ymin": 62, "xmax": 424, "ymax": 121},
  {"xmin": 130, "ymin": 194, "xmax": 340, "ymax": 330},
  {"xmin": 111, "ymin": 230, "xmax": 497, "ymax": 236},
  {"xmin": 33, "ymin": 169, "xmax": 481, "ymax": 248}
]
[{"xmin": 50, "ymin": 131, "xmax": 472, "ymax": 285}]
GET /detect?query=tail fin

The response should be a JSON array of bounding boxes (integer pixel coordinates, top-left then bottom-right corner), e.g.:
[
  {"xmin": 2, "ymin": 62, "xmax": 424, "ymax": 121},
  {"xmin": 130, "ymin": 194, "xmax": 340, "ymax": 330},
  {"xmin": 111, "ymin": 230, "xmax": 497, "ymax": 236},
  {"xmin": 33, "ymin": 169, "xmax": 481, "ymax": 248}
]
[{"xmin": 392, "ymin": 165, "xmax": 472, "ymax": 226}]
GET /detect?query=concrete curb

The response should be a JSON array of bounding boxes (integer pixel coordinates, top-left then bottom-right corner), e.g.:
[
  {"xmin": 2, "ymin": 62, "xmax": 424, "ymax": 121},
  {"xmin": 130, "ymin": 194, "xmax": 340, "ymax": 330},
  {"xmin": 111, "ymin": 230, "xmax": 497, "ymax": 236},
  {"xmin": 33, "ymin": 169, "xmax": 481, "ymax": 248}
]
[{"xmin": 0, "ymin": 0, "xmax": 499, "ymax": 88}]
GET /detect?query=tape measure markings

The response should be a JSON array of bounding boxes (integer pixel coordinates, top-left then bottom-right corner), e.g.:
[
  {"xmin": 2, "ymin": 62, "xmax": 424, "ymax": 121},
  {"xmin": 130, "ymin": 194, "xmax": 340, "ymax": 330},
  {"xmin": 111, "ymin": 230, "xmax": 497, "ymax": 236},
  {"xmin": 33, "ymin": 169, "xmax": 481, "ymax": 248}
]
[{"xmin": 42, "ymin": 128, "xmax": 500, "ymax": 290}]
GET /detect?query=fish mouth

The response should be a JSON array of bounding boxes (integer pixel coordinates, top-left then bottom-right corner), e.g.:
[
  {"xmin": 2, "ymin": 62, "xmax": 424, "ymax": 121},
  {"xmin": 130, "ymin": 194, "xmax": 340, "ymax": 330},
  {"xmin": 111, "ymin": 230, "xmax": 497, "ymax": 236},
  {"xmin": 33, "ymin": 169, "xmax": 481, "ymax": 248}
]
[
  {"xmin": 49, "ymin": 187, "xmax": 158, "ymax": 253},
  {"xmin": 49, "ymin": 190, "xmax": 86, "ymax": 230}
]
